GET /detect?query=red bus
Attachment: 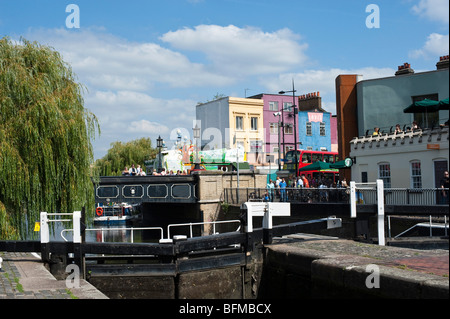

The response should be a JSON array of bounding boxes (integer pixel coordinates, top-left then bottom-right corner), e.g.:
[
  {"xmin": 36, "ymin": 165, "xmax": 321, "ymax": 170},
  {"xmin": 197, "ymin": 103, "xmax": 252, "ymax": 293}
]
[{"xmin": 283, "ymin": 150, "xmax": 340, "ymax": 184}]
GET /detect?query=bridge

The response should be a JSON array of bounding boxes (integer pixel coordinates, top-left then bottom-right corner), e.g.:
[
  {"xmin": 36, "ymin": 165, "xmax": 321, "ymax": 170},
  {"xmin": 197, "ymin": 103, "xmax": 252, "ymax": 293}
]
[{"xmin": 94, "ymin": 175, "xmax": 197, "ymax": 205}]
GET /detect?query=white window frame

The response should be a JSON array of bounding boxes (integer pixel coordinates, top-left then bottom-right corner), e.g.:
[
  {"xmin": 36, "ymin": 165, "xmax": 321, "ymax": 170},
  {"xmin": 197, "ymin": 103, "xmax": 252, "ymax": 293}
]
[
  {"xmin": 269, "ymin": 122, "xmax": 278, "ymax": 134},
  {"xmin": 284, "ymin": 123, "xmax": 293, "ymax": 135},
  {"xmin": 378, "ymin": 162, "xmax": 391, "ymax": 188},
  {"xmin": 410, "ymin": 160, "xmax": 422, "ymax": 189},
  {"xmin": 269, "ymin": 101, "xmax": 278, "ymax": 111},
  {"xmin": 251, "ymin": 117, "xmax": 258, "ymax": 131},
  {"xmin": 235, "ymin": 116, "xmax": 243, "ymax": 131},
  {"xmin": 306, "ymin": 122, "xmax": 312, "ymax": 136},
  {"xmin": 320, "ymin": 122, "xmax": 326, "ymax": 136}
]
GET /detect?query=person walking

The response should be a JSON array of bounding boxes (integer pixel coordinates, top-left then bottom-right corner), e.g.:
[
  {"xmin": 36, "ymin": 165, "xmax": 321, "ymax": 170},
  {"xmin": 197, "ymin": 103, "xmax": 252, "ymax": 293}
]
[{"xmin": 279, "ymin": 178, "xmax": 287, "ymax": 202}]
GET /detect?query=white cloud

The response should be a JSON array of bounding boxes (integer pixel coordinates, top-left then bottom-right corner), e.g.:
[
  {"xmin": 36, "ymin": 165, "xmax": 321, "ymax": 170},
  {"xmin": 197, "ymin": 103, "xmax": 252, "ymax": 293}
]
[
  {"xmin": 412, "ymin": 0, "xmax": 449, "ymax": 24},
  {"xmin": 129, "ymin": 120, "xmax": 170, "ymax": 134},
  {"xmin": 409, "ymin": 33, "xmax": 449, "ymax": 59},
  {"xmin": 161, "ymin": 25, "xmax": 308, "ymax": 76},
  {"xmin": 26, "ymin": 28, "xmax": 233, "ymax": 91},
  {"xmin": 409, "ymin": 1, "xmax": 449, "ymax": 60}
]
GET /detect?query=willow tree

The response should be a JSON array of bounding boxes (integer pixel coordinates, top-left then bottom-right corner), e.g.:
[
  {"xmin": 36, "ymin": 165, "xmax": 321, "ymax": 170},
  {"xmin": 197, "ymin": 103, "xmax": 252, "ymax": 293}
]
[
  {"xmin": 94, "ymin": 137, "xmax": 158, "ymax": 176},
  {"xmin": 0, "ymin": 37, "xmax": 99, "ymax": 239}
]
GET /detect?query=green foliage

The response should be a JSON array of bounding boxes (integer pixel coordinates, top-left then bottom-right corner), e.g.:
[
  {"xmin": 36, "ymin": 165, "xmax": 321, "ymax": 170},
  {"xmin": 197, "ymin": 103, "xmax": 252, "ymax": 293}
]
[
  {"xmin": 93, "ymin": 137, "xmax": 158, "ymax": 176},
  {"xmin": 0, "ymin": 37, "xmax": 99, "ymax": 239}
]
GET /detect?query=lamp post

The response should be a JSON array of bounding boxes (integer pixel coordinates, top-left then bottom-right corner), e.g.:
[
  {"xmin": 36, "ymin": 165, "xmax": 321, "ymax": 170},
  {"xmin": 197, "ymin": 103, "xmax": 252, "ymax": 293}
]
[
  {"xmin": 279, "ymin": 79, "xmax": 299, "ymax": 177},
  {"xmin": 273, "ymin": 112, "xmax": 282, "ymax": 171},
  {"xmin": 193, "ymin": 124, "xmax": 201, "ymax": 170},
  {"xmin": 157, "ymin": 135, "xmax": 163, "ymax": 173}
]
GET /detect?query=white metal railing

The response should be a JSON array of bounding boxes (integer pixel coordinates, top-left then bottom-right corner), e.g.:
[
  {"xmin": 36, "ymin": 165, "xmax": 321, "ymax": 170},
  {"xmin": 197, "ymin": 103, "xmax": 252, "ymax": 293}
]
[
  {"xmin": 388, "ymin": 215, "xmax": 449, "ymax": 238},
  {"xmin": 167, "ymin": 220, "xmax": 241, "ymax": 240},
  {"xmin": 40, "ymin": 211, "xmax": 81, "ymax": 244},
  {"xmin": 59, "ymin": 220, "xmax": 242, "ymax": 243},
  {"xmin": 61, "ymin": 227, "xmax": 164, "ymax": 243},
  {"xmin": 350, "ymin": 180, "xmax": 385, "ymax": 246}
]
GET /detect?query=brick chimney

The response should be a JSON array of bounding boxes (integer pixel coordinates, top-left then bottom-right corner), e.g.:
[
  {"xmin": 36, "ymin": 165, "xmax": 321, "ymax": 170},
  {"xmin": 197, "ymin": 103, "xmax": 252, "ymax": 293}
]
[
  {"xmin": 436, "ymin": 55, "xmax": 449, "ymax": 70},
  {"xmin": 298, "ymin": 91, "xmax": 326, "ymax": 112},
  {"xmin": 395, "ymin": 62, "xmax": 414, "ymax": 76}
]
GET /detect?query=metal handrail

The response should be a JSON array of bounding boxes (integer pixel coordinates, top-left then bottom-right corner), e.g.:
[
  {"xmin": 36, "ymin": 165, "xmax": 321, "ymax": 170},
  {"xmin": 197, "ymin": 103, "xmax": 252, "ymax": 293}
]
[
  {"xmin": 167, "ymin": 220, "xmax": 241, "ymax": 239},
  {"xmin": 61, "ymin": 226, "xmax": 164, "ymax": 243},
  {"xmin": 61, "ymin": 220, "xmax": 242, "ymax": 243},
  {"xmin": 224, "ymin": 187, "xmax": 449, "ymax": 206}
]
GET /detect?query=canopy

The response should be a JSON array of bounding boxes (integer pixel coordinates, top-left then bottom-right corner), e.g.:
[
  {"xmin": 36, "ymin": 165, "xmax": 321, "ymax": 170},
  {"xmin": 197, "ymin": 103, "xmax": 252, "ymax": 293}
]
[
  {"xmin": 403, "ymin": 99, "xmax": 440, "ymax": 113},
  {"xmin": 298, "ymin": 161, "xmax": 331, "ymax": 172},
  {"xmin": 330, "ymin": 158, "xmax": 353, "ymax": 169},
  {"xmin": 439, "ymin": 98, "xmax": 449, "ymax": 110}
]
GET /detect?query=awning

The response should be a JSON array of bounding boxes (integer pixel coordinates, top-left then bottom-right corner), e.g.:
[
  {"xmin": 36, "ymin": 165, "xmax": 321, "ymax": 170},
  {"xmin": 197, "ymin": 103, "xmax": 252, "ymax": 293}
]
[
  {"xmin": 403, "ymin": 99, "xmax": 440, "ymax": 113},
  {"xmin": 232, "ymin": 162, "xmax": 250, "ymax": 170},
  {"xmin": 439, "ymin": 98, "xmax": 449, "ymax": 110},
  {"xmin": 298, "ymin": 161, "xmax": 331, "ymax": 172},
  {"xmin": 330, "ymin": 157, "xmax": 353, "ymax": 169}
]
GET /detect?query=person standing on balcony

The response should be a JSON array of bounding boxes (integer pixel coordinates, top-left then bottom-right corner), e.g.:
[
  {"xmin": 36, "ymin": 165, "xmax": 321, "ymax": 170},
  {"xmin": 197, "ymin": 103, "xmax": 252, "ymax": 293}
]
[{"xmin": 440, "ymin": 170, "xmax": 449, "ymax": 204}]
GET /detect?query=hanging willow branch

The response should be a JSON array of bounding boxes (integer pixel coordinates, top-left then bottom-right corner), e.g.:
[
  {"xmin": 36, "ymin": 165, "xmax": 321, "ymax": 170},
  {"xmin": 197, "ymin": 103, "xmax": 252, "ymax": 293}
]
[{"xmin": 0, "ymin": 37, "xmax": 100, "ymax": 239}]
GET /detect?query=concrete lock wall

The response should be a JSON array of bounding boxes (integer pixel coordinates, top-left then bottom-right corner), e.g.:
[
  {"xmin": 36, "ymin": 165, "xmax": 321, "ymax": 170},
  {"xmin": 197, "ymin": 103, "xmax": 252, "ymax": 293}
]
[
  {"xmin": 196, "ymin": 171, "xmax": 266, "ymax": 234},
  {"xmin": 88, "ymin": 264, "xmax": 264, "ymax": 299}
]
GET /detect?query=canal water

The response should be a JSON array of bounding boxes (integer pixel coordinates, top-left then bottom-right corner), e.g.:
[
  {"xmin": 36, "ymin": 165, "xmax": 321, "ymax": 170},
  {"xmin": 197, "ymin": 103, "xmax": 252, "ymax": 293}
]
[{"xmin": 25, "ymin": 221, "xmax": 163, "ymax": 244}]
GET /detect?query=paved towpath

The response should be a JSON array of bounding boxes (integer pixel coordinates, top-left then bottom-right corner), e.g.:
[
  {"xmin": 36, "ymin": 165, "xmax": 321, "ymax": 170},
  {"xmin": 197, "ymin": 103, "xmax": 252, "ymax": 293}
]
[{"xmin": 0, "ymin": 252, "xmax": 108, "ymax": 299}]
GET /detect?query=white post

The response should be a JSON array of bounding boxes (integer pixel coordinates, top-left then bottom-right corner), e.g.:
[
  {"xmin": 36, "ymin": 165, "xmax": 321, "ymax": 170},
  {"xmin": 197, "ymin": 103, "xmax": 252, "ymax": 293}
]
[
  {"xmin": 263, "ymin": 202, "xmax": 291, "ymax": 230},
  {"xmin": 376, "ymin": 179, "xmax": 385, "ymax": 246},
  {"xmin": 350, "ymin": 181, "xmax": 357, "ymax": 218},
  {"xmin": 73, "ymin": 211, "xmax": 82, "ymax": 244},
  {"xmin": 242, "ymin": 202, "xmax": 266, "ymax": 233},
  {"xmin": 40, "ymin": 212, "xmax": 50, "ymax": 244}
]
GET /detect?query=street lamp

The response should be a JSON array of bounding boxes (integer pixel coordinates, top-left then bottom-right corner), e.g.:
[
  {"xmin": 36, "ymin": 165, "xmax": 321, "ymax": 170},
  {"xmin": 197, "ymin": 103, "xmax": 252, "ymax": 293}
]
[
  {"xmin": 157, "ymin": 135, "xmax": 163, "ymax": 173},
  {"xmin": 279, "ymin": 79, "xmax": 299, "ymax": 177},
  {"xmin": 273, "ymin": 112, "xmax": 282, "ymax": 171},
  {"xmin": 193, "ymin": 124, "xmax": 201, "ymax": 170}
]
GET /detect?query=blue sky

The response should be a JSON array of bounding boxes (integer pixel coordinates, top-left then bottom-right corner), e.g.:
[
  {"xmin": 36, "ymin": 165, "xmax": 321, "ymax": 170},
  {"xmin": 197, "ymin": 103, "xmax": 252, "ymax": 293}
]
[{"xmin": 1, "ymin": 0, "xmax": 448, "ymax": 159}]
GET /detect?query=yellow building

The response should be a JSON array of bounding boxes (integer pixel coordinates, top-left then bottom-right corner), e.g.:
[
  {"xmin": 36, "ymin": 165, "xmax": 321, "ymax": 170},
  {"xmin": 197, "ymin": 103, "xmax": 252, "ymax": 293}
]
[{"xmin": 196, "ymin": 97, "xmax": 264, "ymax": 164}]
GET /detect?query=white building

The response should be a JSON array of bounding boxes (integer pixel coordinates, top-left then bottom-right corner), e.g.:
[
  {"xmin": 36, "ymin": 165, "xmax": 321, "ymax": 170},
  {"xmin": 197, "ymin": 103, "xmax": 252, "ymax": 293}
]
[{"xmin": 350, "ymin": 127, "xmax": 448, "ymax": 189}]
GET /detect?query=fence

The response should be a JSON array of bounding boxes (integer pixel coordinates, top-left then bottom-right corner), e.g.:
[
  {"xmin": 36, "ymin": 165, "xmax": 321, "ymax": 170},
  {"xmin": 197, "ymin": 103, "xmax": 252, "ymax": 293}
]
[
  {"xmin": 223, "ymin": 187, "xmax": 449, "ymax": 206},
  {"xmin": 223, "ymin": 187, "xmax": 349, "ymax": 205}
]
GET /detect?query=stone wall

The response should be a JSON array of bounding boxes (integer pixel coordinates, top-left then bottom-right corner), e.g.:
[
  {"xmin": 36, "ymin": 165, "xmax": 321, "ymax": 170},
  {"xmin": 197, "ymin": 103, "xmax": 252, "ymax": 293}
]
[{"xmin": 194, "ymin": 171, "xmax": 266, "ymax": 234}]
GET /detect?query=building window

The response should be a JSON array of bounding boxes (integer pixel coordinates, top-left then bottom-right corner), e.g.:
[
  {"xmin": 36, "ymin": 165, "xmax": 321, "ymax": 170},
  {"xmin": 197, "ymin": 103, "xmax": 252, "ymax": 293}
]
[
  {"xmin": 251, "ymin": 117, "xmax": 258, "ymax": 131},
  {"xmin": 283, "ymin": 102, "xmax": 293, "ymax": 112},
  {"xmin": 306, "ymin": 122, "xmax": 312, "ymax": 136},
  {"xmin": 250, "ymin": 140, "xmax": 263, "ymax": 153},
  {"xmin": 378, "ymin": 163, "xmax": 391, "ymax": 188},
  {"xmin": 285, "ymin": 145, "xmax": 294, "ymax": 153},
  {"xmin": 236, "ymin": 116, "xmax": 243, "ymax": 130},
  {"xmin": 320, "ymin": 122, "xmax": 326, "ymax": 136},
  {"xmin": 284, "ymin": 123, "xmax": 293, "ymax": 134},
  {"xmin": 269, "ymin": 122, "xmax": 278, "ymax": 134},
  {"xmin": 410, "ymin": 161, "xmax": 422, "ymax": 189},
  {"xmin": 269, "ymin": 101, "xmax": 278, "ymax": 111}
]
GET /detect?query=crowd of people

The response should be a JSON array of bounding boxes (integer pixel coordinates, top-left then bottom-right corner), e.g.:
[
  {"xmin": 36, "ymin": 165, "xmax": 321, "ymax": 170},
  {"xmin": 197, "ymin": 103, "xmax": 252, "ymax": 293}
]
[
  {"xmin": 121, "ymin": 165, "xmax": 190, "ymax": 176},
  {"xmin": 371, "ymin": 120, "xmax": 448, "ymax": 136},
  {"xmin": 151, "ymin": 168, "xmax": 188, "ymax": 175},
  {"xmin": 265, "ymin": 174, "xmax": 348, "ymax": 202},
  {"xmin": 122, "ymin": 164, "xmax": 146, "ymax": 176}
]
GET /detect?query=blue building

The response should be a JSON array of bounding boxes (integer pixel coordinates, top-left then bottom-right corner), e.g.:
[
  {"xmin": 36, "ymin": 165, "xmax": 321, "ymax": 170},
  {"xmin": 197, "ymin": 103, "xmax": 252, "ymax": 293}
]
[{"xmin": 297, "ymin": 92, "xmax": 332, "ymax": 152}]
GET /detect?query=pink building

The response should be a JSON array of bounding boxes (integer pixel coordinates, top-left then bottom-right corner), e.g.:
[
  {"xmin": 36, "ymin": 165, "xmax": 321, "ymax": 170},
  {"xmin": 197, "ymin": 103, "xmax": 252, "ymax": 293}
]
[{"xmin": 249, "ymin": 94, "xmax": 299, "ymax": 163}]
